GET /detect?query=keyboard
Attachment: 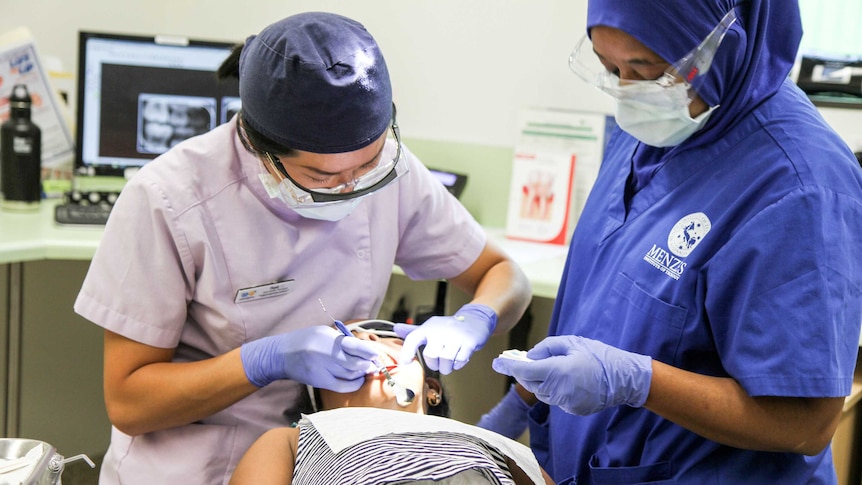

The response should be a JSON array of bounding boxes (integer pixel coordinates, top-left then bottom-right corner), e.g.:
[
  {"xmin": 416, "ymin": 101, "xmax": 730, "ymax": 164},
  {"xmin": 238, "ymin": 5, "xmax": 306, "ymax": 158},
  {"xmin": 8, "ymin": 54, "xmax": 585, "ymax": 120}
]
[{"xmin": 54, "ymin": 203, "xmax": 113, "ymax": 226}]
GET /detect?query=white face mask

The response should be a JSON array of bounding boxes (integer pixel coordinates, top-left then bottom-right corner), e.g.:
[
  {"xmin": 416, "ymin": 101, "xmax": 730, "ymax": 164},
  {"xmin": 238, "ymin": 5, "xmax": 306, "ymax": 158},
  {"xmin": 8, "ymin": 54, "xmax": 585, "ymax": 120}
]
[
  {"xmin": 613, "ymin": 82, "xmax": 715, "ymax": 147},
  {"xmin": 290, "ymin": 198, "xmax": 362, "ymax": 221},
  {"xmin": 259, "ymin": 172, "xmax": 362, "ymax": 221}
]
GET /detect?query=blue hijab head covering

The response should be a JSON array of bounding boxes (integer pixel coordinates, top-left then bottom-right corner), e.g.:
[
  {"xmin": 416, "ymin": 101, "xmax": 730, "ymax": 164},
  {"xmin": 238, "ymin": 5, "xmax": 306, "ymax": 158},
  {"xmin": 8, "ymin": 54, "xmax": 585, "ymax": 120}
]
[
  {"xmin": 239, "ymin": 12, "xmax": 392, "ymax": 154},
  {"xmin": 587, "ymin": 0, "xmax": 802, "ymax": 150}
]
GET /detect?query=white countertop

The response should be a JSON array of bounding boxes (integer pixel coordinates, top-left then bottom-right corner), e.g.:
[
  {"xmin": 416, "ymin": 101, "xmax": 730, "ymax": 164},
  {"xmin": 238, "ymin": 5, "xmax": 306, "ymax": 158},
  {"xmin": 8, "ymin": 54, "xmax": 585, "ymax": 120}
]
[{"xmin": 0, "ymin": 199, "xmax": 103, "ymax": 264}]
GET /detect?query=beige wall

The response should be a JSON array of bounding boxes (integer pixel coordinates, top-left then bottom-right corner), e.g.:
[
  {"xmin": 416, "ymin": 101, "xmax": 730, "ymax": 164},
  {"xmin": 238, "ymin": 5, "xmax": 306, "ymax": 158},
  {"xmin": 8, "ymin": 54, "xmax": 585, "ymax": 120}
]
[
  {"xmin": 2, "ymin": 2, "xmax": 860, "ymax": 229},
  {"xmin": 0, "ymin": 0, "xmax": 604, "ymax": 149}
]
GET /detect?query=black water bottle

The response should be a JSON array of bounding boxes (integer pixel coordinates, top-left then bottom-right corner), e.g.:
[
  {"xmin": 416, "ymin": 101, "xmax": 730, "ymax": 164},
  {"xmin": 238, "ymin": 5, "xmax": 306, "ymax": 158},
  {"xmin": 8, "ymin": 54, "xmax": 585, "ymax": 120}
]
[{"xmin": 1, "ymin": 84, "xmax": 42, "ymax": 210}]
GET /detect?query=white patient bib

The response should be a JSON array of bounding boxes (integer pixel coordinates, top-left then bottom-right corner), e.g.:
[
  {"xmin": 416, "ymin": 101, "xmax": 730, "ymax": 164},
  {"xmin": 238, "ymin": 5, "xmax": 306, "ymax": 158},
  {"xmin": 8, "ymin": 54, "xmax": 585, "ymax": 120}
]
[{"xmin": 300, "ymin": 408, "xmax": 545, "ymax": 484}]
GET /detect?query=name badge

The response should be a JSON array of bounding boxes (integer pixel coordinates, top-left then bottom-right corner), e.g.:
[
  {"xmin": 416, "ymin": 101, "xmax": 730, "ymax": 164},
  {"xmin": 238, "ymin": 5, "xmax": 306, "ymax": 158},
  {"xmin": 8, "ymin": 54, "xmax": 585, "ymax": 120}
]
[{"xmin": 235, "ymin": 280, "xmax": 295, "ymax": 304}]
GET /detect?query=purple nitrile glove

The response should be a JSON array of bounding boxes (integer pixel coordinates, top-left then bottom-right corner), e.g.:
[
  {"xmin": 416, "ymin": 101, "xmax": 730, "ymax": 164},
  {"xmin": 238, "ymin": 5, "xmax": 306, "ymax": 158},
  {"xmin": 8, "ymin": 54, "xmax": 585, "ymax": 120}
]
[
  {"xmin": 394, "ymin": 303, "xmax": 497, "ymax": 374},
  {"xmin": 492, "ymin": 335, "xmax": 652, "ymax": 416},
  {"xmin": 241, "ymin": 325, "xmax": 379, "ymax": 392}
]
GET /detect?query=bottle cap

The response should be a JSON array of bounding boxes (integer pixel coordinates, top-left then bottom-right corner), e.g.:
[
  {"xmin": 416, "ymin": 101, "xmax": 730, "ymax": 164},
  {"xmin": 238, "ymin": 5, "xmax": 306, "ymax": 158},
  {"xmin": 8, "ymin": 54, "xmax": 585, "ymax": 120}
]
[{"xmin": 9, "ymin": 84, "xmax": 32, "ymax": 111}]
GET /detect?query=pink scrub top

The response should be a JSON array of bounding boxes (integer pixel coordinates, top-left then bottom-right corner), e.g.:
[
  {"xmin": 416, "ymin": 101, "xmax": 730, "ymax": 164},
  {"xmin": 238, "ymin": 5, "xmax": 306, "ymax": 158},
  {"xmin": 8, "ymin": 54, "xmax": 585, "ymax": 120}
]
[{"xmin": 74, "ymin": 117, "xmax": 487, "ymax": 484}]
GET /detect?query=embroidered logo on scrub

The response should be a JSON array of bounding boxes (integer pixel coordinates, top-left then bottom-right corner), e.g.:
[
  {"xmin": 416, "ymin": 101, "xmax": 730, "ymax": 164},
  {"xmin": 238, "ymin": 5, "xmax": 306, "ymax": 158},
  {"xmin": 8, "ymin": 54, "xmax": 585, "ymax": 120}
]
[{"xmin": 643, "ymin": 212, "xmax": 711, "ymax": 280}]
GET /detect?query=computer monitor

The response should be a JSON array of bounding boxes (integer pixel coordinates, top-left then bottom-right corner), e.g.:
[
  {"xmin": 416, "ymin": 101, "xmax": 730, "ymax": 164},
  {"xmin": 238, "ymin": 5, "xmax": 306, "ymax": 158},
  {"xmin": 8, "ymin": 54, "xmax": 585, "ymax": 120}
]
[{"xmin": 74, "ymin": 31, "xmax": 240, "ymax": 178}]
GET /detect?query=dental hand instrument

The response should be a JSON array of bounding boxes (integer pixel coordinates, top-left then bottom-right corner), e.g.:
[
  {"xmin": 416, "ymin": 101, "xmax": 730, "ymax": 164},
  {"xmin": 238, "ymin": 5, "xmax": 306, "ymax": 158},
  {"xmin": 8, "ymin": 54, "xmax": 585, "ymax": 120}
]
[{"xmin": 319, "ymin": 299, "xmax": 416, "ymax": 406}]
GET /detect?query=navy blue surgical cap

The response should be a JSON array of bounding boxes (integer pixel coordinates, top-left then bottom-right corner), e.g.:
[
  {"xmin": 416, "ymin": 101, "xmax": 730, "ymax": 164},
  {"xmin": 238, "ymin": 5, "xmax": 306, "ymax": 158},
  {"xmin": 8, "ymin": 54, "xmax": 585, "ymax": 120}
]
[{"xmin": 239, "ymin": 12, "xmax": 393, "ymax": 154}]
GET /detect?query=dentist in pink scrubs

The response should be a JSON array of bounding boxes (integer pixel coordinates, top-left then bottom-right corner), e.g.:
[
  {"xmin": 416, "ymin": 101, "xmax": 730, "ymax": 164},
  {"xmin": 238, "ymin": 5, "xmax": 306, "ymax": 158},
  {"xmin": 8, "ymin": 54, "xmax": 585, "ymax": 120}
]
[{"xmin": 75, "ymin": 12, "xmax": 531, "ymax": 484}]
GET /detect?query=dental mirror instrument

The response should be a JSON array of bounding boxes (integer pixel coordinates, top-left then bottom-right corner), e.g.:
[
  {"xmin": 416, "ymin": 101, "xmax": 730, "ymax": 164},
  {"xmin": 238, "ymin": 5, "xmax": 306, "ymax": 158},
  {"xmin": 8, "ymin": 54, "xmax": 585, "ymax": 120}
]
[{"xmin": 318, "ymin": 299, "xmax": 416, "ymax": 406}]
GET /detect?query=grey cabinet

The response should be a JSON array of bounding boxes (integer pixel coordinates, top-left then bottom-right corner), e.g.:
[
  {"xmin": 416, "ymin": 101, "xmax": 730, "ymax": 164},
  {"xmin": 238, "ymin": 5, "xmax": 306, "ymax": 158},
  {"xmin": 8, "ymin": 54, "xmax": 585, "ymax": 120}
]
[{"xmin": 2, "ymin": 260, "xmax": 110, "ymax": 459}]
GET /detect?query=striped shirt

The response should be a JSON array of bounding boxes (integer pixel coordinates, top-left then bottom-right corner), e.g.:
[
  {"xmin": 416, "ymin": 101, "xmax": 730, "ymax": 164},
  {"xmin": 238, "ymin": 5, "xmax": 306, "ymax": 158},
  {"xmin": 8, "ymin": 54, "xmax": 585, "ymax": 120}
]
[{"xmin": 293, "ymin": 418, "xmax": 516, "ymax": 484}]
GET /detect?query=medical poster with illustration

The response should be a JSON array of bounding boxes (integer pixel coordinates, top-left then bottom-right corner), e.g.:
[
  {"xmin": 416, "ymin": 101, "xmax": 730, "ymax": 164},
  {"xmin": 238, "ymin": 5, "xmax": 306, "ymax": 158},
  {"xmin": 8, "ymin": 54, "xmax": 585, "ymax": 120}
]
[{"xmin": 505, "ymin": 108, "xmax": 613, "ymax": 245}]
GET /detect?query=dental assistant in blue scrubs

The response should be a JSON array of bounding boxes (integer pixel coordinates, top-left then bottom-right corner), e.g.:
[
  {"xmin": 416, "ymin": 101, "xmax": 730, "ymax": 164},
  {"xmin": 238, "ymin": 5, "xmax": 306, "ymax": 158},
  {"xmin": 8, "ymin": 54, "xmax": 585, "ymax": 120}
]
[{"xmin": 490, "ymin": 1, "xmax": 862, "ymax": 483}]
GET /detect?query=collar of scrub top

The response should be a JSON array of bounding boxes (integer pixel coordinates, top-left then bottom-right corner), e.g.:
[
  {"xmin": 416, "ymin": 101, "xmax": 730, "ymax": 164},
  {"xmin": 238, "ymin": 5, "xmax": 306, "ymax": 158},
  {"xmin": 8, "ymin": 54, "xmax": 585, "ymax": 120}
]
[{"xmin": 265, "ymin": 104, "xmax": 406, "ymax": 204}]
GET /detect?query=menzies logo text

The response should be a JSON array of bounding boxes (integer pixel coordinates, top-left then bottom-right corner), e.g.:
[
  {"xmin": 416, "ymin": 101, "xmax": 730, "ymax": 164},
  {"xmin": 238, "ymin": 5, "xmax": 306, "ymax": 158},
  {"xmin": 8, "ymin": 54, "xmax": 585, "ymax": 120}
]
[
  {"xmin": 643, "ymin": 212, "xmax": 711, "ymax": 280},
  {"xmin": 643, "ymin": 245, "xmax": 687, "ymax": 280}
]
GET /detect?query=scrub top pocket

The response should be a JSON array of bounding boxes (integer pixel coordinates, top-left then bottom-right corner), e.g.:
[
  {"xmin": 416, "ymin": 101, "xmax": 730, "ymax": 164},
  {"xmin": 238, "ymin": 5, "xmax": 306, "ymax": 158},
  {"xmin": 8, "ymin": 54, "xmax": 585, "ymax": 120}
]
[
  {"xmin": 601, "ymin": 272, "xmax": 688, "ymax": 364},
  {"xmin": 588, "ymin": 454, "xmax": 676, "ymax": 484}
]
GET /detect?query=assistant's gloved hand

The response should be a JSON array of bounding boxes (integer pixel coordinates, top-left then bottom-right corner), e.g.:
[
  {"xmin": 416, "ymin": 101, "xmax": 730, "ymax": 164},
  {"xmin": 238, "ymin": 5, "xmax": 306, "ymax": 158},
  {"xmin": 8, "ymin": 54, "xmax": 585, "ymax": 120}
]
[
  {"xmin": 394, "ymin": 303, "xmax": 497, "ymax": 375},
  {"xmin": 476, "ymin": 384, "xmax": 533, "ymax": 439},
  {"xmin": 241, "ymin": 325, "xmax": 379, "ymax": 392},
  {"xmin": 492, "ymin": 335, "xmax": 652, "ymax": 416}
]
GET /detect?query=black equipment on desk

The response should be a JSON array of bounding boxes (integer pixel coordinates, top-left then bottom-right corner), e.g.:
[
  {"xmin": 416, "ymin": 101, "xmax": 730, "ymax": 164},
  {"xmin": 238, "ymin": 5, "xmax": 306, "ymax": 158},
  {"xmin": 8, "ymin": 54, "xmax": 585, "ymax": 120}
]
[
  {"xmin": 54, "ymin": 191, "xmax": 118, "ymax": 225},
  {"xmin": 428, "ymin": 168, "xmax": 468, "ymax": 199},
  {"xmin": 796, "ymin": 54, "xmax": 862, "ymax": 99}
]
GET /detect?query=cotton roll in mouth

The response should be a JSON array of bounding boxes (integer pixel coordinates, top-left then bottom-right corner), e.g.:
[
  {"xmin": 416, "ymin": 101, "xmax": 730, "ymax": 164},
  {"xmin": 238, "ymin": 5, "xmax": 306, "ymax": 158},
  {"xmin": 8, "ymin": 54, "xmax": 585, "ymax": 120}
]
[
  {"xmin": 380, "ymin": 366, "xmax": 414, "ymax": 406},
  {"xmin": 395, "ymin": 385, "xmax": 415, "ymax": 407}
]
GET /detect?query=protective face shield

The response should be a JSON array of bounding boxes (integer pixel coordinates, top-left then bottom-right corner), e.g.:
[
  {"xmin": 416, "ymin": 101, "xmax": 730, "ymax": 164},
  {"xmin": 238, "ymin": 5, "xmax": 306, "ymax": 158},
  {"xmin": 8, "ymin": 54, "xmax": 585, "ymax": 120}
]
[
  {"xmin": 258, "ymin": 115, "xmax": 408, "ymax": 221},
  {"xmin": 569, "ymin": 9, "xmax": 738, "ymax": 147}
]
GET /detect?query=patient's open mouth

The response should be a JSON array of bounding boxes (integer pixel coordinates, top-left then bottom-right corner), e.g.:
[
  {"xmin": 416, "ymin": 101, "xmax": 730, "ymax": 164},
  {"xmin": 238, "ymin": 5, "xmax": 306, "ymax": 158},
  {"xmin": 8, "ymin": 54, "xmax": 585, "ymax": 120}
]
[{"xmin": 373, "ymin": 363, "xmax": 400, "ymax": 377}]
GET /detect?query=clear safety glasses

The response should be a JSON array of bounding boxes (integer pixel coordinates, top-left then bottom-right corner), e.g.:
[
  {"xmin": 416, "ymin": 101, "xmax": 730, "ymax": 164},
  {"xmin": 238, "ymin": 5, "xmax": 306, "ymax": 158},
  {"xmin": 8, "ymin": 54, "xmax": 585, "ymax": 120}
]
[
  {"xmin": 264, "ymin": 107, "xmax": 407, "ymax": 205},
  {"xmin": 568, "ymin": 9, "xmax": 738, "ymax": 106}
]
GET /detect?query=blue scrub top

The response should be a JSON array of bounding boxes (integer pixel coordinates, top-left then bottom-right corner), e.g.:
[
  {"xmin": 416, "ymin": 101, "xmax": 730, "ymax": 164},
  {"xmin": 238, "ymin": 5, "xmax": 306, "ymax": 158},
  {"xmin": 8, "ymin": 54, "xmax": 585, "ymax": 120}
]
[{"xmin": 531, "ymin": 81, "xmax": 862, "ymax": 484}]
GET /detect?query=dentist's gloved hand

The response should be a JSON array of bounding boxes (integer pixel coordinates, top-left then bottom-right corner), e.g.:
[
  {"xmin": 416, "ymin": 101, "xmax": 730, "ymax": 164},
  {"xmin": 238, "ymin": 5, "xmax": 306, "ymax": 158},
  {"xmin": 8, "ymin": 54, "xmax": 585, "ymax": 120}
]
[
  {"xmin": 492, "ymin": 335, "xmax": 652, "ymax": 416},
  {"xmin": 394, "ymin": 303, "xmax": 497, "ymax": 375},
  {"xmin": 241, "ymin": 325, "xmax": 380, "ymax": 392}
]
